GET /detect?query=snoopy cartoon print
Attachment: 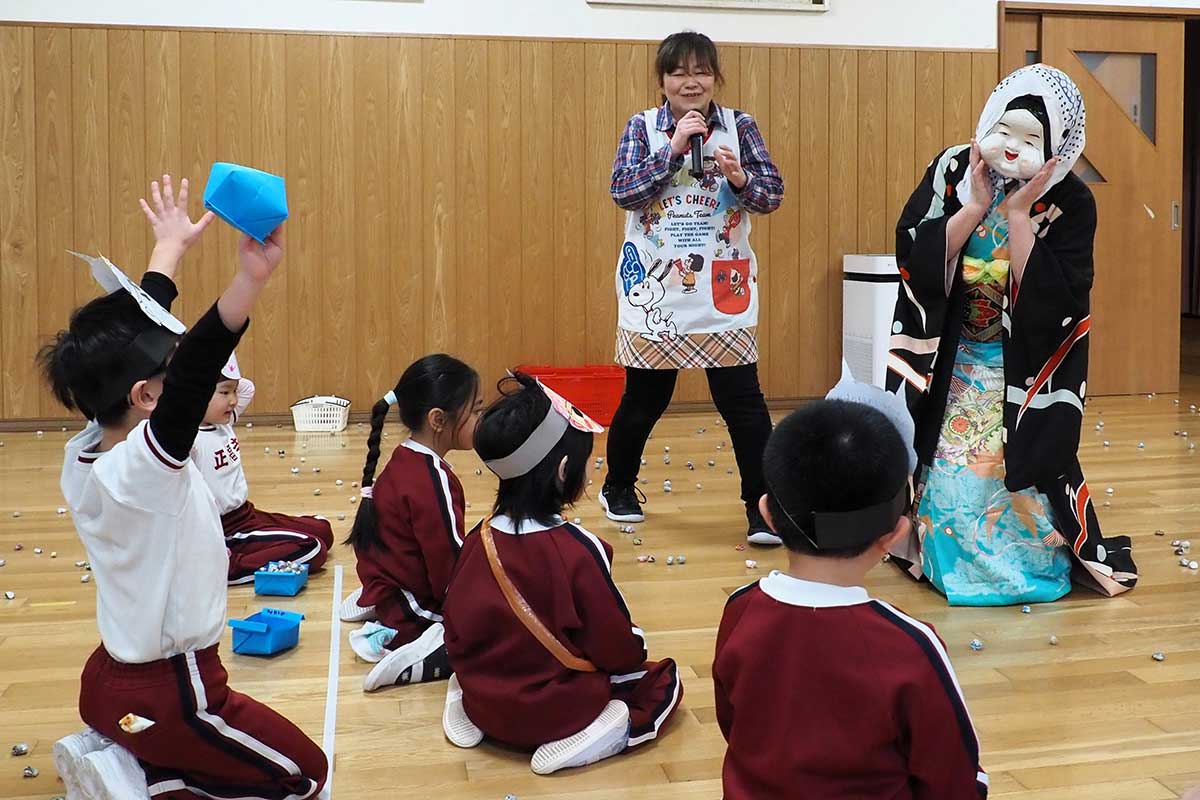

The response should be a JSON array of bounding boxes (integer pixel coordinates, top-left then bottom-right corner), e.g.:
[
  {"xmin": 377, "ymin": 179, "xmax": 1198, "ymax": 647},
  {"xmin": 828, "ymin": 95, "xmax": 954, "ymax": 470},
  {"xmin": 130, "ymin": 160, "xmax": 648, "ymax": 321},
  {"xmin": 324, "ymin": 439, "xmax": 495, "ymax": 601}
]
[{"xmin": 628, "ymin": 259, "xmax": 679, "ymax": 342}]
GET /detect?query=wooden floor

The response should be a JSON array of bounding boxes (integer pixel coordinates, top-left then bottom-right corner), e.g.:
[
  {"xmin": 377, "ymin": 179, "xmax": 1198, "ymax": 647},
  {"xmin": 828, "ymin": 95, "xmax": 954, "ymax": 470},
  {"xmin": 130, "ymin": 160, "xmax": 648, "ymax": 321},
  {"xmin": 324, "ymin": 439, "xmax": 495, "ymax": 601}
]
[{"xmin": 2, "ymin": 377, "xmax": 1199, "ymax": 799}]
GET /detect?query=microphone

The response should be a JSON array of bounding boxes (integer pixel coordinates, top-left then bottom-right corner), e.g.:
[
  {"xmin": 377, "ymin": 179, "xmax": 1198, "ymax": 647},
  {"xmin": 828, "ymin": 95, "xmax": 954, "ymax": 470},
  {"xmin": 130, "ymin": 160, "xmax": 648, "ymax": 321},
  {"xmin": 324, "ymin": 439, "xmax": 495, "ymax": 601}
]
[{"xmin": 689, "ymin": 133, "xmax": 704, "ymax": 179}]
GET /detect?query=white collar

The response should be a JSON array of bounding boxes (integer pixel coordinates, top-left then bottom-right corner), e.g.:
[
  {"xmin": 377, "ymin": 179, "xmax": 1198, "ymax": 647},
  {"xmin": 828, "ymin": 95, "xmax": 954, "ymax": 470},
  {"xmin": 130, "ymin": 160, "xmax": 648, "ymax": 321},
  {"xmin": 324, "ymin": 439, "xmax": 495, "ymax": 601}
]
[
  {"xmin": 489, "ymin": 513, "xmax": 564, "ymax": 535},
  {"xmin": 759, "ymin": 571, "xmax": 872, "ymax": 608},
  {"xmin": 401, "ymin": 439, "xmax": 440, "ymax": 460}
]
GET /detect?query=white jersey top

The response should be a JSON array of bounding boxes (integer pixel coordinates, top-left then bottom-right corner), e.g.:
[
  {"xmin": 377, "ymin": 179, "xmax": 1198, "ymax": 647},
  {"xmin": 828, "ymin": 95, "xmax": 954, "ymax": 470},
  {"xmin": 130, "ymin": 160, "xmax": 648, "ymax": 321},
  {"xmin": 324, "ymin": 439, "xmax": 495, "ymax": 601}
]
[
  {"xmin": 61, "ymin": 420, "xmax": 229, "ymax": 664},
  {"xmin": 190, "ymin": 378, "xmax": 255, "ymax": 515}
]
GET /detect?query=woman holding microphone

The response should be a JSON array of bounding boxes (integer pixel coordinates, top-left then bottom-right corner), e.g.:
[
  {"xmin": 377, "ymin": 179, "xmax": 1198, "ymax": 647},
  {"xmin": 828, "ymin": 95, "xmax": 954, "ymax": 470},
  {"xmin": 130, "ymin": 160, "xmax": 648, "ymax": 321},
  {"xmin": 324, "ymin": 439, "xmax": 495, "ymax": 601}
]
[{"xmin": 600, "ymin": 31, "xmax": 785, "ymax": 545}]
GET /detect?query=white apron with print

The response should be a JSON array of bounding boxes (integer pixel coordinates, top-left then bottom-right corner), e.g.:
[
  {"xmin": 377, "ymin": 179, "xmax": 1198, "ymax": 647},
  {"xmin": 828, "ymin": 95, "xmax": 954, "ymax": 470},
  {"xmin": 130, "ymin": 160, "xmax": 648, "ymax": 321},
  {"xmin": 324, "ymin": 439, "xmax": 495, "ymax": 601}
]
[{"xmin": 615, "ymin": 106, "xmax": 758, "ymax": 342}]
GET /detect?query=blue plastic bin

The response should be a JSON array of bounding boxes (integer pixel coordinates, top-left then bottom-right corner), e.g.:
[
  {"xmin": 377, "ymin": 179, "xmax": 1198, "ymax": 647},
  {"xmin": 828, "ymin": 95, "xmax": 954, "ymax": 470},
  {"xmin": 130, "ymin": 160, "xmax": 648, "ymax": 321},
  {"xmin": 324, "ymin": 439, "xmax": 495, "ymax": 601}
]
[
  {"xmin": 228, "ymin": 608, "xmax": 305, "ymax": 656},
  {"xmin": 254, "ymin": 562, "xmax": 309, "ymax": 596}
]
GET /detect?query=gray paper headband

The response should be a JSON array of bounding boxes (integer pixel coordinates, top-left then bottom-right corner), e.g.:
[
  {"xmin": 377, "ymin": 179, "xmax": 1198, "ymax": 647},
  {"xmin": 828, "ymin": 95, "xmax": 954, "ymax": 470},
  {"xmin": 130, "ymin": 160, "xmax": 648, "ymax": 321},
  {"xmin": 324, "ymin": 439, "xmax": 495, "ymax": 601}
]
[{"xmin": 483, "ymin": 406, "xmax": 569, "ymax": 480}]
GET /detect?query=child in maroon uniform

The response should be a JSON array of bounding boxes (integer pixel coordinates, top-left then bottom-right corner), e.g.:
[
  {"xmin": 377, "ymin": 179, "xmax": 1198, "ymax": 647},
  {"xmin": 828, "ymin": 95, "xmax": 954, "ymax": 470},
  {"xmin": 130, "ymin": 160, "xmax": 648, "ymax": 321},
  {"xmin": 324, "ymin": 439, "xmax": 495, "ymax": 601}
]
[
  {"xmin": 442, "ymin": 373, "xmax": 682, "ymax": 775},
  {"xmin": 341, "ymin": 354, "xmax": 482, "ymax": 691},
  {"xmin": 714, "ymin": 399, "xmax": 988, "ymax": 799},
  {"xmin": 192, "ymin": 353, "xmax": 334, "ymax": 584}
]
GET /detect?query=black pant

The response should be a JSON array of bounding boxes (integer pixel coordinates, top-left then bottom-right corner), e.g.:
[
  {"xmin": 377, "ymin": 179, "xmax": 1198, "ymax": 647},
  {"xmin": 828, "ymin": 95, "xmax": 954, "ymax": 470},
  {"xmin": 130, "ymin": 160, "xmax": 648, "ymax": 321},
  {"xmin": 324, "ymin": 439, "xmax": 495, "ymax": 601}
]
[{"xmin": 604, "ymin": 364, "xmax": 773, "ymax": 509}]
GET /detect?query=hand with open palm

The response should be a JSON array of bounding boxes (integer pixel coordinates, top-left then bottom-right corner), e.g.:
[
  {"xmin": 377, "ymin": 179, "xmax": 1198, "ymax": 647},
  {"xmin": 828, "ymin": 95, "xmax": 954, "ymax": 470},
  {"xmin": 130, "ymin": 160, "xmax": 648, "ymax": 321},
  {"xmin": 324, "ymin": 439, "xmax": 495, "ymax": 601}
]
[
  {"xmin": 1005, "ymin": 157, "xmax": 1059, "ymax": 220},
  {"xmin": 140, "ymin": 174, "xmax": 215, "ymax": 280}
]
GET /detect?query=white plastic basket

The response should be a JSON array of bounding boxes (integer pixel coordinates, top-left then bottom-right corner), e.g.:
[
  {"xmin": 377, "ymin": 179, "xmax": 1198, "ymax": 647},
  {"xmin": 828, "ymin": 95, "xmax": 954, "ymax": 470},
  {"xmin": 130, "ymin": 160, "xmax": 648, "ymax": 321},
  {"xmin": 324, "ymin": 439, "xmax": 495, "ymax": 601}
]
[{"xmin": 290, "ymin": 395, "xmax": 351, "ymax": 433}]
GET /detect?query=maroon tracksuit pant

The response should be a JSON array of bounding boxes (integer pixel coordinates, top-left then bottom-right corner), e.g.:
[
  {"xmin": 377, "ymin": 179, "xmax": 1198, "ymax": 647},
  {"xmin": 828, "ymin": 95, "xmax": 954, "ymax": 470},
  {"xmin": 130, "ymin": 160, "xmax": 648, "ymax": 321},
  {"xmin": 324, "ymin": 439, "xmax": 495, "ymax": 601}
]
[
  {"xmin": 80, "ymin": 643, "xmax": 328, "ymax": 799},
  {"xmin": 221, "ymin": 501, "xmax": 334, "ymax": 584}
]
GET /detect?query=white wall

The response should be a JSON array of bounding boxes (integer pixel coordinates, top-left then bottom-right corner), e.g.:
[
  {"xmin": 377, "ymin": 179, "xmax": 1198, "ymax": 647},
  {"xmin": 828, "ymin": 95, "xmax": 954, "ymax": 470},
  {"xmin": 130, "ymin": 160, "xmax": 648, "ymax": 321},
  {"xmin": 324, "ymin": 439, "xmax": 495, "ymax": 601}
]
[{"xmin": 3, "ymin": 0, "xmax": 1200, "ymax": 50}]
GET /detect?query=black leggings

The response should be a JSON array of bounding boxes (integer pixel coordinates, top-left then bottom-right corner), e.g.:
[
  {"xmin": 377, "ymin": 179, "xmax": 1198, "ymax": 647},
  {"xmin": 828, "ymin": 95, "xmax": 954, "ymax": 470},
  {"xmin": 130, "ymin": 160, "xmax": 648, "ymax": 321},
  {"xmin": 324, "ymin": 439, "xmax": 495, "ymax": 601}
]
[{"xmin": 604, "ymin": 364, "xmax": 773, "ymax": 508}]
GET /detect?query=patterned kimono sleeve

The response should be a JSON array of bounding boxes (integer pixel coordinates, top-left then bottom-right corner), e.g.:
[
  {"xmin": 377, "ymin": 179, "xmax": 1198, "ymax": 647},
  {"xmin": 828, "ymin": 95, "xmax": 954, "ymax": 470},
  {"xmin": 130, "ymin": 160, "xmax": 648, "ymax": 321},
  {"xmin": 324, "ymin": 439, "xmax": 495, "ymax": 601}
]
[
  {"xmin": 1002, "ymin": 176, "xmax": 1096, "ymax": 490},
  {"xmin": 1008, "ymin": 178, "xmax": 1095, "ymax": 340},
  {"xmin": 886, "ymin": 146, "xmax": 966, "ymax": 406}
]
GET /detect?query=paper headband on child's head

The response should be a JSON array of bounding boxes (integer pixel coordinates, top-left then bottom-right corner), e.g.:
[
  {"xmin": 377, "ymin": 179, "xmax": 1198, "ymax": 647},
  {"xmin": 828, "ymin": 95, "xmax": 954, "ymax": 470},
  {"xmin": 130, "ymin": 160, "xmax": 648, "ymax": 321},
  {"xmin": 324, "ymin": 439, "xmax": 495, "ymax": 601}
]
[
  {"xmin": 70, "ymin": 251, "xmax": 187, "ymax": 335},
  {"xmin": 483, "ymin": 378, "xmax": 604, "ymax": 480},
  {"xmin": 767, "ymin": 479, "xmax": 910, "ymax": 551},
  {"xmin": 221, "ymin": 353, "xmax": 242, "ymax": 381},
  {"xmin": 763, "ymin": 362, "xmax": 919, "ymax": 550},
  {"xmin": 825, "ymin": 360, "xmax": 918, "ymax": 473},
  {"xmin": 68, "ymin": 251, "xmax": 185, "ymax": 413}
]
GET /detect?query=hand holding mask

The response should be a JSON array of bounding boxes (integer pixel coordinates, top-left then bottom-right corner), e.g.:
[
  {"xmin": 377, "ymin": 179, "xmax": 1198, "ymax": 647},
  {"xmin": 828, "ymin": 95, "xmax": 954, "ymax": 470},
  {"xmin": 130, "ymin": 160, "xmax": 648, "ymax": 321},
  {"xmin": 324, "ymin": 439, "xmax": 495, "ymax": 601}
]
[
  {"xmin": 1004, "ymin": 156, "xmax": 1060, "ymax": 219},
  {"xmin": 966, "ymin": 140, "xmax": 996, "ymax": 216}
]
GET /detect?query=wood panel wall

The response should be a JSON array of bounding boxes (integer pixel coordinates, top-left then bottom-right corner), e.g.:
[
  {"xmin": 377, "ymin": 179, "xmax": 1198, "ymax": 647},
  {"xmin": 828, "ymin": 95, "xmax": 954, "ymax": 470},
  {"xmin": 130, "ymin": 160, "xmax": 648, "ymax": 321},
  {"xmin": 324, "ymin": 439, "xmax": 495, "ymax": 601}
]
[{"xmin": 0, "ymin": 24, "xmax": 998, "ymax": 421}]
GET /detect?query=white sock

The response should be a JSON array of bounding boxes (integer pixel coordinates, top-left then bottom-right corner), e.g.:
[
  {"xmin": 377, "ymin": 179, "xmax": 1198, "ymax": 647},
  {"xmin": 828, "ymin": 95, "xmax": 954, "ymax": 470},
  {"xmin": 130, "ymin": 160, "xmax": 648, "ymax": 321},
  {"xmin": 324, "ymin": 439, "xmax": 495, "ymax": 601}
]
[{"xmin": 348, "ymin": 621, "xmax": 397, "ymax": 663}]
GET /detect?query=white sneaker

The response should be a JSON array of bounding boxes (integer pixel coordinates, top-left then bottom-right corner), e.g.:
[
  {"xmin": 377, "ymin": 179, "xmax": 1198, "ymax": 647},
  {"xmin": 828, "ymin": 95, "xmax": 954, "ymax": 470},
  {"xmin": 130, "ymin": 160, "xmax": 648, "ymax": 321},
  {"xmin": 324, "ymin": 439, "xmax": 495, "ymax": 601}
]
[
  {"xmin": 747, "ymin": 530, "xmax": 784, "ymax": 546},
  {"xmin": 339, "ymin": 587, "xmax": 377, "ymax": 623},
  {"xmin": 53, "ymin": 728, "xmax": 112, "ymax": 799},
  {"xmin": 363, "ymin": 623, "xmax": 448, "ymax": 691},
  {"xmin": 530, "ymin": 700, "xmax": 630, "ymax": 775},
  {"xmin": 442, "ymin": 673, "xmax": 484, "ymax": 748},
  {"xmin": 348, "ymin": 622, "xmax": 398, "ymax": 663},
  {"xmin": 76, "ymin": 745, "xmax": 151, "ymax": 800}
]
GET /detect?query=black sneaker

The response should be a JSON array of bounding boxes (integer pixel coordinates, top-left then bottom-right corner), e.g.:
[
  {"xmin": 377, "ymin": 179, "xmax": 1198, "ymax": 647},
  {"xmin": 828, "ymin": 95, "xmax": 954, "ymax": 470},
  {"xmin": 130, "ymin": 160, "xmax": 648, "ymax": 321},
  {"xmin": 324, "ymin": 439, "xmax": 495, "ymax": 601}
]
[
  {"xmin": 747, "ymin": 505, "xmax": 783, "ymax": 547},
  {"xmin": 363, "ymin": 625, "xmax": 450, "ymax": 691},
  {"xmin": 599, "ymin": 484, "xmax": 645, "ymax": 523},
  {"xmin": 384, "ymin": 644, "xmax": 452, "ymax": 688},
  {"xmin": 397, "ymin": 644, "xmax": 452, "ymax": 685}
]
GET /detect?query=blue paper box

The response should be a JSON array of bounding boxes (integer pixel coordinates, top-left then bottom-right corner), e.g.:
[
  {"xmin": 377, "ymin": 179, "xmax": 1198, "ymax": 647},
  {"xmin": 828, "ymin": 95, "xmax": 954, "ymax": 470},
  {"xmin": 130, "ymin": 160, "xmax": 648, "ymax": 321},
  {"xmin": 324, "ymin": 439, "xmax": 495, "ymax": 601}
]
[
  {"xmin": 254, "ymin": 562, "xmax": 309, "ymax": 596},
  {"xmin": 203, "ymin": 162, "xmax": 288, "ymax": 243},
  {"xmin": 228, "ymin": 608, "xmax": 304, "ymax": 656}
]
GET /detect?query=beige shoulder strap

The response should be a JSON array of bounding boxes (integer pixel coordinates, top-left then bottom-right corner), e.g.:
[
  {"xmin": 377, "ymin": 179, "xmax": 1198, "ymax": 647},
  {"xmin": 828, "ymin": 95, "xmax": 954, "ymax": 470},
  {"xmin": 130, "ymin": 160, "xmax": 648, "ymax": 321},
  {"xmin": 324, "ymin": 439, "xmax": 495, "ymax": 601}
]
[{"xmin": 480, "ymin": 519, "xmax": 597, "ymax": 673}]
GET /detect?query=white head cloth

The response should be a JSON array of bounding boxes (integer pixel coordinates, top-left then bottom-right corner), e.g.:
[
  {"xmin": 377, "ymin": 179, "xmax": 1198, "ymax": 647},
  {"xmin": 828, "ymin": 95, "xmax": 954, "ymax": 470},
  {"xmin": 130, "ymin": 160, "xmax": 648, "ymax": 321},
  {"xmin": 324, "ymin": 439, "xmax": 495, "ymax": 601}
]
[{"xmin": 957, "ymin": 63, "xmax": 1086, "ymax": 208}]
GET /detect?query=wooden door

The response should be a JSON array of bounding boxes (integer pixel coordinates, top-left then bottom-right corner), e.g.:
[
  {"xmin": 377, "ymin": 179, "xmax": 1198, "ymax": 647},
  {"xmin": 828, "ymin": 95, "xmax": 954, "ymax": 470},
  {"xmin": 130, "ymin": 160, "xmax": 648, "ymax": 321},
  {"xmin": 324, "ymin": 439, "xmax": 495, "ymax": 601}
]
[
  {"xmin": 1002, "ymin": 13, "xmax": 1040, "ymax": 76},
  {"xmin": 1042, "ymin": 14, "xmax": 1185, "ymax": 394}
]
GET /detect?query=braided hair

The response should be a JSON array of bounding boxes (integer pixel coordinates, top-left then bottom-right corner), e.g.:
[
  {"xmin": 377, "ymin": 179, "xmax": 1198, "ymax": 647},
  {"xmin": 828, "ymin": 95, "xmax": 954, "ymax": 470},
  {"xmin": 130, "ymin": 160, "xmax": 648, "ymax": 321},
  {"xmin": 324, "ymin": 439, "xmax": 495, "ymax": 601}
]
[{"xmin": 344, "ymin": 354, "xmax": 480, "ymax": 551}]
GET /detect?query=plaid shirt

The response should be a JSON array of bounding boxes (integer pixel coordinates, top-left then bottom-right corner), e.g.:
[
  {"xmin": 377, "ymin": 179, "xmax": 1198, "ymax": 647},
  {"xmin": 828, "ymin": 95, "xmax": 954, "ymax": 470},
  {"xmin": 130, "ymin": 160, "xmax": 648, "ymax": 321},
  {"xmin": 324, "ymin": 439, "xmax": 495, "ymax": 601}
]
[{"xmin": 610, "ymin": 102, "xmax": 784, "ymax": 214}]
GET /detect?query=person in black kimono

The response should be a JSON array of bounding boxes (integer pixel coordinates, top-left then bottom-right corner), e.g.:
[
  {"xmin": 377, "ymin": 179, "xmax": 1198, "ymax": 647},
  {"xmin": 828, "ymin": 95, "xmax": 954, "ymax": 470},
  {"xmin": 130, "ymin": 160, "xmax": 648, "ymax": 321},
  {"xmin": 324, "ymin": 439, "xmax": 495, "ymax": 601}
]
[{"xmin": 886, "ymin": 64, "xmax": 1137, "ymax": 604}]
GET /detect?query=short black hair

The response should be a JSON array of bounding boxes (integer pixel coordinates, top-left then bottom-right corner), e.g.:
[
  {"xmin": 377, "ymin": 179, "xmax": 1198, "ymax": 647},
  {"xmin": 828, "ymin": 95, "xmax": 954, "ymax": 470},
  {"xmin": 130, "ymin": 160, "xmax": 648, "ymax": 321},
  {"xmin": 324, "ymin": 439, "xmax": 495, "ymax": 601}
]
[
  {"xmin": 37, "ymin": 291, "xmax": 170, "ymax": 426},
  {"xmin": 762, "ymin": 400, "xmax": 909, "ymax": 558},
  {"xmin": 474, "ymin": 372, "xmax": 593, "ymax": 531},
  {"xmin": 656, "ymin": 31, "xmax": 725, "ymax": 86}
]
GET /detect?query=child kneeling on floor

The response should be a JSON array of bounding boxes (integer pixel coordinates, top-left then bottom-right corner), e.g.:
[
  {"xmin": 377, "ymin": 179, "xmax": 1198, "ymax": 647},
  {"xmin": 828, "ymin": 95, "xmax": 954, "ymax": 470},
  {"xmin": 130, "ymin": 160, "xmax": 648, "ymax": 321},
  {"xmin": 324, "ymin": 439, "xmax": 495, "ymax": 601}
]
[
  {"xmin": 340, "ymin": 354, "xmax": 482, "ymax": 691},
  {"xmin": 714, "ymin": 394, "xmax": 988, "ymax": 799},
  {"xmin": 192, "ymin": 352, "xmax": 335, "ymax": 584},
  {"xmin": 42, "ymin": 175, "xmax": 326, "ymax": 799},
  {"xmin": 442, "ymin": 372, "xmax": 683, "ymax": 775}
]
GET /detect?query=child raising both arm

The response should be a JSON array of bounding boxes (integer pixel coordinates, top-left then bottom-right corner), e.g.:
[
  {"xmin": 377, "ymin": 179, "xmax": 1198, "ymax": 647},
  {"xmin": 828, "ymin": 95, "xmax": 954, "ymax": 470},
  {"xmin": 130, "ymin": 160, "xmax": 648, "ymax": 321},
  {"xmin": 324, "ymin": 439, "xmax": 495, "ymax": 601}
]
[{"xmin": 46, "ymin": 174, "xmax": 327, "ymax": 799}]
